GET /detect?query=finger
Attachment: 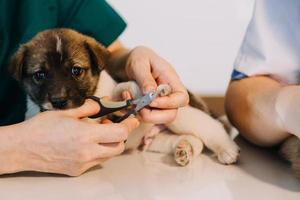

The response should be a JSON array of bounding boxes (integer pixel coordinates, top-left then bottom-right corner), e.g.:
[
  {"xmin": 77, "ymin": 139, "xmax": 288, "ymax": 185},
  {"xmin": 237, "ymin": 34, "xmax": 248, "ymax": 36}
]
[
  {"xmin": 151, "ymin": 63, "xmax": 189, "ymax": 108},
  {"xmin": 150, "ymin": 91, "xmax": 189, "ymax": 109},
  {"xmin": 89, "ymin": 123, "xmax": 129, "ymax": 143},
  {"xmin": 84, "ymin": 143, "xmax": 124, "ymax": 161},
  {"xmin": 95, "ymin": 142, "xmax": 126, "ymax": 158},
  {"xmin": 64, "ymin": 99, "xmax": 100, "ymax": 118},
  {"xmin": 120, "ymin": 117, "xmax": 140, "ymax": 133},
  {"xmin": 139, "ymin": 108, "xmax": 177, "ymax": 124},
  {"xmin": 80, "ymin": 157, "xmax": 108, "ymax": 175},
  {"xmin": 89, "ymin": 117, "xmax": 139, "ymax": 143},
  {"xmin": 130, "ymin": 65, "xmax": 157, "ymax": 94}
]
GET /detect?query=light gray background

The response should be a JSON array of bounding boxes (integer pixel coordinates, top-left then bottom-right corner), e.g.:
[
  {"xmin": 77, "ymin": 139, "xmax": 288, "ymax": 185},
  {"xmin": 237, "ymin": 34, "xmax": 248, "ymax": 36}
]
[{"xmin": 108, "ymin": 0, "xmax": 254, "ymax": 95}]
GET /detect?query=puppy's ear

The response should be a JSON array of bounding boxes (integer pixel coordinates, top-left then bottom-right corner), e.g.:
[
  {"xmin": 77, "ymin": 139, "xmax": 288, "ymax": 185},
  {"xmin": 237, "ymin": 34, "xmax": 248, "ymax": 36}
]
[
  {"xmin": 9, "ymin": 46, "xmax": 27, "ymax": 81},
  {"xmin": 84, "ymin": 39, "xmax": 110, "ymax": 74}
]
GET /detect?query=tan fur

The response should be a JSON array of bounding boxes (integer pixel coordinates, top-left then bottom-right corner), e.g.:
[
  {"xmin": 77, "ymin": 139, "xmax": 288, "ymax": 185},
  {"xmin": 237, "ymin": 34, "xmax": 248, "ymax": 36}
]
[{"xmin": 95, "ymin": 72, "xmax": 240, "ymax": 165}]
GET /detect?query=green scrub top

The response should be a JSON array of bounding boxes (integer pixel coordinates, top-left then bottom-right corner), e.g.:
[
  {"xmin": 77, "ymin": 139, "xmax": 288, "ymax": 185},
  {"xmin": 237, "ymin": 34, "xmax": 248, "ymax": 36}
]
[{"xmin": 0, "ymin": 0, "xmax": 126, "ymax": 126}]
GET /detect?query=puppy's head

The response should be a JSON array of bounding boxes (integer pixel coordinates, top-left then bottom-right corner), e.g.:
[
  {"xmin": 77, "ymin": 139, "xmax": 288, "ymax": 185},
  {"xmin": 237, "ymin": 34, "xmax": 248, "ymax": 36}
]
[{"xmin": 9, "ymin": 28, "xmax": 109, "ymax": 110}]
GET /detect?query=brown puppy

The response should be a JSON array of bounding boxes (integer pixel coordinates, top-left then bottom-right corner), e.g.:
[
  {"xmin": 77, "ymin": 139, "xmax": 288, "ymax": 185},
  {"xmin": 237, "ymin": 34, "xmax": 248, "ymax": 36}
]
[
  {"xmin": 10, "ymin": 28, "xmax": 240, "ymax": 166},
  {"xmin": 10, "ymin": 28, "xmax": 108, "ymax": 111}
]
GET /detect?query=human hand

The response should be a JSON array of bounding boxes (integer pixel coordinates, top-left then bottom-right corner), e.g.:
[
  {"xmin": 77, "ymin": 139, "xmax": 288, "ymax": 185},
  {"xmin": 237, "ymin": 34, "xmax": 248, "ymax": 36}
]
[
  {"xmin": 13, "ymin": 99, "xmax": 139, "ymax": 176},
  {"xmin": 125, "ymin": 46, "xmax": 189, "ymax": 123}
]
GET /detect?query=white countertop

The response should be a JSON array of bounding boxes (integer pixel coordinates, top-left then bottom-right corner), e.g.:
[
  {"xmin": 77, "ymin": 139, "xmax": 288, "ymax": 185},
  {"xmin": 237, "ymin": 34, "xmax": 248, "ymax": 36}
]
[{"xmin": 0, "ymin": 137, "xmax": 299, "ymax": 200}]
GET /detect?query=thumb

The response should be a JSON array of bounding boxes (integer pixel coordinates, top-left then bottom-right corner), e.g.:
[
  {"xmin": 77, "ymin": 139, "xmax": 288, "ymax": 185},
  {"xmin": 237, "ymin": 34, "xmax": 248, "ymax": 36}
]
[
  {"xmin": 64, "ymin": 99, "xmax": 100, "ymax": 118},
  {"xmin": 131, "ymin": 66, "xmax": 157, "ymax": 94}
]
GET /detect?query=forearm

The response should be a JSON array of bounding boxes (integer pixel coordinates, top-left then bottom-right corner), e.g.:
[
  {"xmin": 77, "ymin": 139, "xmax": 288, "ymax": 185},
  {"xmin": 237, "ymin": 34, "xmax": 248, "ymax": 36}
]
[
  {"xmin": 225, "ymin": 76, "xmax": 289, "ymax": 146},
  {"xmin": 106, "ymin": 41, "xmax": 131, "ymax": 81}
]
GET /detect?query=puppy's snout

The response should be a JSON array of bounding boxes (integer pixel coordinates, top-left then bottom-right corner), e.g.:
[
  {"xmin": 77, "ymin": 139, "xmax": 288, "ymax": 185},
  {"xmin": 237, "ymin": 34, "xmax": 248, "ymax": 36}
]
[{"xmin": 50, "ymin": 97, "xmax": 68, "ymax": 109}]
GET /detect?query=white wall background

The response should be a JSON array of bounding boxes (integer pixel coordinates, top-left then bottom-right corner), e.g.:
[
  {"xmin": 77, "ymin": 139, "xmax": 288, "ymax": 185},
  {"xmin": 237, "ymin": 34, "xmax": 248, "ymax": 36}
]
[{"xmin": 108, "ymin": 0, "xmax": 255, "ymax": 95}]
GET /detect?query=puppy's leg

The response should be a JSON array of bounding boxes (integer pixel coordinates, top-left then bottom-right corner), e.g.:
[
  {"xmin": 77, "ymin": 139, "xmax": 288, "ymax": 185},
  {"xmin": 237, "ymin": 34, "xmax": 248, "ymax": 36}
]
[
  {"xmin": 146, "ymin": 130, "xmax": 204, "ymax": 166},
  {"xmin": 167, "ymin": 106, "xmax": 240, "ymax": 164},
  {"xmin": 280, "ymin": 136, "xmax": 300, "ymax": 176},
  {"xmin": 125, "ymin": 122, "xmax": 154, "ymax": 150},
  {"xmin": 141, "ymin": 125, "xmax": 166, "ymax": 150}
]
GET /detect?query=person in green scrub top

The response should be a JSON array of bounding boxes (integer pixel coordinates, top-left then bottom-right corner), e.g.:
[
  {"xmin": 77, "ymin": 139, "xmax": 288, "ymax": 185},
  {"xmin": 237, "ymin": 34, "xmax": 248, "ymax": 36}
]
[{"xmin": 0, "ymin": 0, "xmax": 188, "ymax": 176}]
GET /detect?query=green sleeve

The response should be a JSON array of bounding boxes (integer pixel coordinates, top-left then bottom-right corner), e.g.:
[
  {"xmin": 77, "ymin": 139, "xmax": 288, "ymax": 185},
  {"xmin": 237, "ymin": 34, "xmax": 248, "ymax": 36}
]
[{"xmin": 57, "ymin": 0, "xmax": 127, "ymax": 47}]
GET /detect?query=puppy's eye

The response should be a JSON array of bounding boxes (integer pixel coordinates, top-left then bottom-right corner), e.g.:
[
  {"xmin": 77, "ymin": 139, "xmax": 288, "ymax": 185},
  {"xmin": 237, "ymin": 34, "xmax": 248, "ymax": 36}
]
[
  {"xmin": 71, "ymin": 66, "xmax": 84, "ymax": 77},
  {"xmin": 33, "ymin": 71, "xmax": 46, "ymax": 83}
]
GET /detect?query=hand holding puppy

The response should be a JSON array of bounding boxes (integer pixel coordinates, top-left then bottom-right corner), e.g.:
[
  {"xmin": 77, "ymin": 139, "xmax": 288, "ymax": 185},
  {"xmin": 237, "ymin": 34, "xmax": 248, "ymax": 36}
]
[{"xmin": 124, "ymin": 46, "xmax": 189, "ymax": 124}]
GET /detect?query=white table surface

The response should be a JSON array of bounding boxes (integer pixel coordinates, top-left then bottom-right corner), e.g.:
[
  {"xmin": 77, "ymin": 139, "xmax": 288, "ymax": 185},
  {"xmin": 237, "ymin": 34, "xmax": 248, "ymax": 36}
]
[{"xmin": 0, "ymin": 137, "xmax": 299, "ymax": 200}]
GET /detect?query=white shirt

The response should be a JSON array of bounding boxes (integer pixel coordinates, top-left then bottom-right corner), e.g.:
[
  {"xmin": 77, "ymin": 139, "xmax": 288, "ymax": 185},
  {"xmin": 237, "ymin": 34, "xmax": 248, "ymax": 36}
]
[{"xmin": 233, "ymin": 0, "xmax": 300, "ymax": 84}]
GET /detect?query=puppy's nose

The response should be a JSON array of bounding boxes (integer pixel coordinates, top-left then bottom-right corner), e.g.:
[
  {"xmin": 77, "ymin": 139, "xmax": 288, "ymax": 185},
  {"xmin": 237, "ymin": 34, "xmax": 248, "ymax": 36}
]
[{"xmin": 50, "ymin": 97, "xmax": 68, "ymax": 109}]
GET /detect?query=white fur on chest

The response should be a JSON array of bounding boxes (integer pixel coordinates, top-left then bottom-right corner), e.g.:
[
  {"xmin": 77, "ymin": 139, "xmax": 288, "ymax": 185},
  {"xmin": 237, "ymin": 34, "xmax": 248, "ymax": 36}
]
[{"xmin": 25, "ymin": 97, "xmax": 40, "ymax": 119}]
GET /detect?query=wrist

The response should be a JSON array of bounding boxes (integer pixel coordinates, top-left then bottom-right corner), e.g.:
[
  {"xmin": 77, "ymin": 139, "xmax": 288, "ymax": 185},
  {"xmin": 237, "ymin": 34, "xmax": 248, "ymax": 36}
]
[
  {"xmin": 107, "ymin": 47, "xmax": 131, "ymax": 81},
  {"xmin": 0, "ymin": 123, "xmax": 28, "ymax": 174}
]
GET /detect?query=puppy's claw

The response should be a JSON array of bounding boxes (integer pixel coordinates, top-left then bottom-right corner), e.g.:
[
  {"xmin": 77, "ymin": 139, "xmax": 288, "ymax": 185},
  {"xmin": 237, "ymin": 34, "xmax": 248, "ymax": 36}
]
[{"xmin": 157, "ymin": 84, "xmax": 172, "ymax": 97}]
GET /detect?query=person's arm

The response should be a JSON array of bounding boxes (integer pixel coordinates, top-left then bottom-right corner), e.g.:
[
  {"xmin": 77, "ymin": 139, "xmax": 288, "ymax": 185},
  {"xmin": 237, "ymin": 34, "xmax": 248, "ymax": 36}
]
[
  {"xmin": 107, "ymin": 41, "xmax": 189, "ymax": 124},
  {"xmin": 225, "ymin": 76, "xmax": 289, "ymax": 146},
  {"xmin": 0, "ymin": 100, "xmax": 139, "ymax": 176},
  {"xmin": 106, "ymin": 40, "xmax": 130, "ymax": 81}
]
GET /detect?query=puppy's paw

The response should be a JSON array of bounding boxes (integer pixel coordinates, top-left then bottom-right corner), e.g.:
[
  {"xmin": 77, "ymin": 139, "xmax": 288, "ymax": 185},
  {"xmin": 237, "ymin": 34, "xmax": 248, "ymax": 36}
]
[
  {"xmin": 280, "ymin": 136, "xmax": 300, "ymax": 177},
  {"xmin": 142, "ymin": 125, "xmax": 166, "ymax": 151},
  {"xmin": 292, "ymin": 160, "xmax": 300, "ymax": 177},
  {"xmin": 216, "ymin": 142, "xmax": 240, "ymax": 165},
  {"xmin": 112, "ymin": 81, "xmax": 142, "ymax": 100},
  {"xmin": 157, "ymin": 84, "xmax": 172, "ymax": 97},
  {"xmin": 174, "ymin": 139, "xmax": 193, "ymax": 166}
]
